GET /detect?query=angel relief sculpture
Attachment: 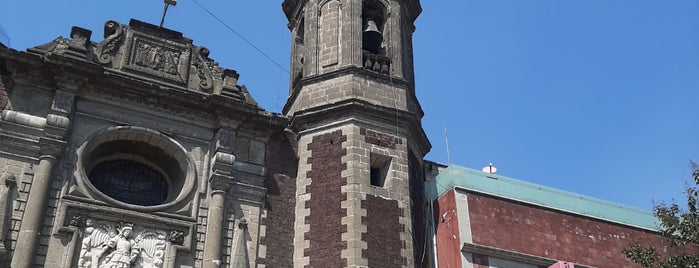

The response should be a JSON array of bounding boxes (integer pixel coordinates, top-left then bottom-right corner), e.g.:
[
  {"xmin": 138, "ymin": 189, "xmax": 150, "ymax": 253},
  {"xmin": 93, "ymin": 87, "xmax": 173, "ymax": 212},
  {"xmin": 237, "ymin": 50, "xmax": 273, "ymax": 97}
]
[{"xmin": 78, "ymin": 220, "xmax": 167, "ymax": 268}]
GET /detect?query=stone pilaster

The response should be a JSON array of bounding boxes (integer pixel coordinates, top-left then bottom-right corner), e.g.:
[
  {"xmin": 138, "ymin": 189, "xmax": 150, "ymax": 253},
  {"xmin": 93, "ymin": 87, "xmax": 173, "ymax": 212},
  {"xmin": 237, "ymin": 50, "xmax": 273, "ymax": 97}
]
[
  {"xmin": 203, "ymin": 152, "xmax": 235, "ymax": 268},
  {"xmin": 203, "ymin": 173, "xmax": 232, "ymax": 268},
  {"xmin": 0, "ymin": 174, "xmax": 15, "ymax": 265},
  {"xmin": 11, "ymin": 113, "xmax": 68, "ymax": 268},
  {"xmin": 11, "ymin": 154, "xmax": 57, "ymax": 268}
]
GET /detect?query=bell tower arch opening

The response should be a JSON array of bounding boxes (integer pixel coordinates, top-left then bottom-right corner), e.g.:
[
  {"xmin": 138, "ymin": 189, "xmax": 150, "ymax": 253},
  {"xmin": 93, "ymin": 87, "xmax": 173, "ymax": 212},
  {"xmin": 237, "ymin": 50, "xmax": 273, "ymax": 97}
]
[{"xmin": 362, "ymin": 0, "xmax": 387, "ymax": 55}]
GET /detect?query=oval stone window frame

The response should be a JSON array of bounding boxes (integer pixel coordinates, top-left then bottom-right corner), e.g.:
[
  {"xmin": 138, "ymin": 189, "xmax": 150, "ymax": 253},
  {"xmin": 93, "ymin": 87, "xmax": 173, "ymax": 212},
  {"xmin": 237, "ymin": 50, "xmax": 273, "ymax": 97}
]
[{"xmin": 76, "ymin": 126, "xmax": 196, "ymax": 211}]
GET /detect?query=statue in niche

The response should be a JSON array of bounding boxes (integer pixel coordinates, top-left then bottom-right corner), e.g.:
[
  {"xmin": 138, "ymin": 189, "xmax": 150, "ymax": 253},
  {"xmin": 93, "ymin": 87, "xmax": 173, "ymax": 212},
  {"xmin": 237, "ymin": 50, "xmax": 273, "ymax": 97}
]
[{"xmin": 77, "ymin": 220, "xmax": 167, "ymax": 268}]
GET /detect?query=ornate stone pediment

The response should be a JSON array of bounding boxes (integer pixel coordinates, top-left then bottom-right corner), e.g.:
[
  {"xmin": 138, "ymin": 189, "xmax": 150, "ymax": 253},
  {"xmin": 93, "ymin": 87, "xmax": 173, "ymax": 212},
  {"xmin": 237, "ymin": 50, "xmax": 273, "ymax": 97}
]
[{"xmin": 28, "ymin": 19, "xmax": 258, "ymax": 106}]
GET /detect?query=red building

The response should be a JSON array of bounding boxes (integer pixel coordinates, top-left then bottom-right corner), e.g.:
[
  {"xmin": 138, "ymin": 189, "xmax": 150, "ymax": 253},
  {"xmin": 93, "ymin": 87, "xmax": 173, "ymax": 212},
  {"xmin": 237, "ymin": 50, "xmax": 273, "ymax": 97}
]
[{"xmin": 431, "ymin": 165, "xmax": 677, "ymax": 268}]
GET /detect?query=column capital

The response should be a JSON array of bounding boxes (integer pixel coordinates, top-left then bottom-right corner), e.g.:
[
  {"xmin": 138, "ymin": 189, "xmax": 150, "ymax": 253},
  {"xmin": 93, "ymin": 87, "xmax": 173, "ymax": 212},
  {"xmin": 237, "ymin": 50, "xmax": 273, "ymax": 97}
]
[{"xmin": 208, "ymin": 174, "xmax": 232, "ymax": 193}]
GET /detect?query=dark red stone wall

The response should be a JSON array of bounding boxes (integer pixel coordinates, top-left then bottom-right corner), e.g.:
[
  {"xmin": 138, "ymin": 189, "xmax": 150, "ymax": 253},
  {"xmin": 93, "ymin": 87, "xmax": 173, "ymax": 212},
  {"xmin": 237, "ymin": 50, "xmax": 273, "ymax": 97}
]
[
  {"xmin": 304, "ymin": 130, "xmax": 347, "ymax": 268},
  {"xmin": 360, "ymin": 128, "xmax": 401, "ymax": 149},
  {"xmin": 362, "ymin": 195, "xmax": 403, "ymax": 267},
  {"xmin": 466, "ymin": 192, "xmax": 672, "ymax": 267},
  {"xmin": 435, "ymin": 190, "xmax": 463, "ymax": 268},
  {"xmin": 259, "ymin": 132, "xmax": 297, "ymax": 267}
]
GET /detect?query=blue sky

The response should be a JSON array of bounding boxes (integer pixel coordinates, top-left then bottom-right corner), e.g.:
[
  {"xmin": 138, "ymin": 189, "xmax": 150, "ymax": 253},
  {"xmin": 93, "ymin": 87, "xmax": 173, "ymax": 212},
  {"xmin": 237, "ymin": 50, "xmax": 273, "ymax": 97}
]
[{"xmin": 2, "ymin": 0, "xmax": 698, "ymax": 210}]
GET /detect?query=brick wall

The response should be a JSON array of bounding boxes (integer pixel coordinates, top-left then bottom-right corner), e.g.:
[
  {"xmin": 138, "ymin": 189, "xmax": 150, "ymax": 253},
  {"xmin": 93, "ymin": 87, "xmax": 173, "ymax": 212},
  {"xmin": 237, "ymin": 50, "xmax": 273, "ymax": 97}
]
[
  {"xmin": 259, "ymin": 133, "xmax": 297, "ymax": 267},
  {"xmin": 361, "ymin": 128, "xmax": 401, "ymax": 149},
  {"xmin": 362, "ymin": 195, "xmax": 403, "ymax": 267},
  {"xmin": 304, "ymin": 130, "xmax": 347, "ymax": 267},
  {"xmin": 467, "ymin": 192, "xmax": 670, "ymax": 267}
]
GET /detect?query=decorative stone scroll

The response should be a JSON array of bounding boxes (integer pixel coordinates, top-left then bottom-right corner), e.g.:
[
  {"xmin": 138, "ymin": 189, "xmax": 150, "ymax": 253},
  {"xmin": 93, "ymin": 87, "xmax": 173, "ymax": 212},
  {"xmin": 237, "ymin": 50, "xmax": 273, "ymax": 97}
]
[
  {"xmin": 77, "ymin": 219, "xmax": 168, "ymax": 268},
  {"xmin": 189, "ymin": 46, "xmax": 215, "ymax": 92},
  {"xmin": 94, "ymin": 20, "xmax": 125, "ymax": 66}
]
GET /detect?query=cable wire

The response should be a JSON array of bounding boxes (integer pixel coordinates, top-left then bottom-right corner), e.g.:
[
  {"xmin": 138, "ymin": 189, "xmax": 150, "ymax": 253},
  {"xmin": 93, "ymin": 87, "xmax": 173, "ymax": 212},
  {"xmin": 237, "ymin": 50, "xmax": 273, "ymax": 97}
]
[{"xmin": 190, "ymin": 0, "xmax": 289, "ymax": 74}]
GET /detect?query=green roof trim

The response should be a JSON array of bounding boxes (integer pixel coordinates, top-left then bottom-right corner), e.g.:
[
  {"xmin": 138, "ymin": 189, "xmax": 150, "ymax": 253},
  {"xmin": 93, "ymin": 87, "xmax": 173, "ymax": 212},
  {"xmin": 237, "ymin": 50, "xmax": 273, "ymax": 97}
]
[{"xmin": 430, "ymin": 165, "xmax": 659, "ymax": 231}]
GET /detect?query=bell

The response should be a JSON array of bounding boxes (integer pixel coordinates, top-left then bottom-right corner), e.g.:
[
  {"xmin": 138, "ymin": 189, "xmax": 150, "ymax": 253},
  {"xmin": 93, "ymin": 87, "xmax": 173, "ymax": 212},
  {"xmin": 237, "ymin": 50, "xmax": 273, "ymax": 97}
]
[{"xmin": 363, "ymin": 19, "xmax": 383, "ymax": 54}]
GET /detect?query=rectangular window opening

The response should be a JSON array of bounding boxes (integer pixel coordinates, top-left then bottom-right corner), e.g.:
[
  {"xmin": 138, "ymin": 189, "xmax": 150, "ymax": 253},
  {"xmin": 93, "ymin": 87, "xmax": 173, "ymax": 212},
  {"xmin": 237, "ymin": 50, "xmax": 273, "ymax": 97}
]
[{"xmin": 370, "ymin": 153, "xmax": 391, "ymax": 187}]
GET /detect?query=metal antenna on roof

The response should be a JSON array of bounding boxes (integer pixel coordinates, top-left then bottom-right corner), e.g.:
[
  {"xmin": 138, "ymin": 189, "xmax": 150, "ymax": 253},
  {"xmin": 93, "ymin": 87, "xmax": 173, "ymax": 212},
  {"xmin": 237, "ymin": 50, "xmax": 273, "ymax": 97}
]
[
  {"xmin": 444, "ymin": 128, "xmax": 451, "ymax": 165},
  {"xmin": 159, "ymin": 0, "xmax": 177, "ymax": 28}
]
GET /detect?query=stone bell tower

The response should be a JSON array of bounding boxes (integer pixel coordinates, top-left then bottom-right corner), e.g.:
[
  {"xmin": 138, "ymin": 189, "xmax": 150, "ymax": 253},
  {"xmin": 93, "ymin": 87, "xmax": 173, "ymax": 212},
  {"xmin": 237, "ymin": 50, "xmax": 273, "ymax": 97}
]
[{"xmin": 281, "ymin": 0, "xmax": 431, "ymax": 267}]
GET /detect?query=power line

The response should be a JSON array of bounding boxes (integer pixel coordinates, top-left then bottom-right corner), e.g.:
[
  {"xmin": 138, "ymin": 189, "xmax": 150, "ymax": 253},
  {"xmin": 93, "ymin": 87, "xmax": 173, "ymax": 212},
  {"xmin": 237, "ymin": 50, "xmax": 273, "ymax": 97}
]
[{"xmin": 190, "ymin": 0, "xmax": 289, "ymax": 74}]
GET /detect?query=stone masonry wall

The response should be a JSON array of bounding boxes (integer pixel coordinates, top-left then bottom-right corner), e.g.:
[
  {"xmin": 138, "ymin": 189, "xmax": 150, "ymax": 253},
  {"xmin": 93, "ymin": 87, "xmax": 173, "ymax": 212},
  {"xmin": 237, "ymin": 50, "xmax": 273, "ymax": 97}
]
[
  {"xmin": 354, "ymin": 125, "xmax": 414, "ymax": 267},
  {"xmin": 319, "ymin": 1, "xmax": 340, "ymax": 71},
  {"xmin": 286, "ymin": 74, "xmax": 409, "ymax": 116},
  {"xmin": 4, "ymin": 159, "xmax": 30, "ymax": 262}
]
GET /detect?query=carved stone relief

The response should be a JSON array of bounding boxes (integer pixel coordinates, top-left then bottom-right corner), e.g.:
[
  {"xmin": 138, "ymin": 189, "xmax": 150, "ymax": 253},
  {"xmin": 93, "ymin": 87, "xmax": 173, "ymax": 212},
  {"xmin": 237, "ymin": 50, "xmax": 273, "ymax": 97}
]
[
  {"xmin": 122, "ymin": 32, "xmax": 189, "ymax": 84},
  {"xmin": 77, "ymin": 220, "xmax": 168, "ymax": 268},
  {"xmin": 132, "ymin": 41, "xmax": 181, "ymax": 75}
]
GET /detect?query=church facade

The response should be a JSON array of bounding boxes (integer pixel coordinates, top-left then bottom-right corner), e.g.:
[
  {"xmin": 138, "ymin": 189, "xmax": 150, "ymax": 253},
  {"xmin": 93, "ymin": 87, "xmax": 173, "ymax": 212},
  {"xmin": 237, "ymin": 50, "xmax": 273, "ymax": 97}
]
[
  {"xmin": 0, "ymin": 0, "xmax": 686, "ymax": 268},
  {"xmin": 0, "ymin": 0, "xmax": 431, "ymax": 267}
]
